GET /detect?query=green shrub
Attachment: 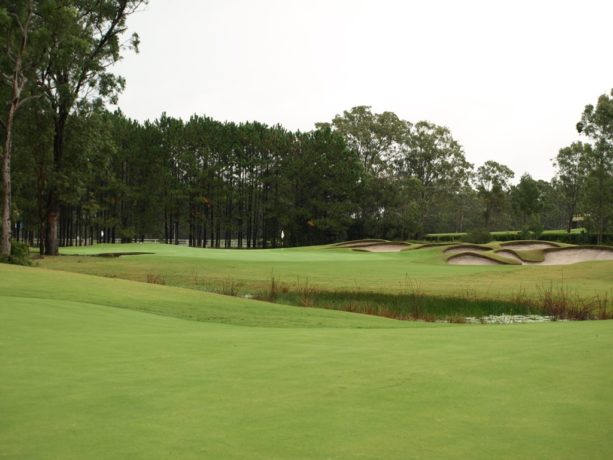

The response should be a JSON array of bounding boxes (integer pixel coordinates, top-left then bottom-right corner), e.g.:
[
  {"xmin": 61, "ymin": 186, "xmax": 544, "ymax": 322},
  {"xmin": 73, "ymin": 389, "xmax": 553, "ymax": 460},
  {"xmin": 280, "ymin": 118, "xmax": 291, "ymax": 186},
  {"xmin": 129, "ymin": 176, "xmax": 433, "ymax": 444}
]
[
  {"xmin": 461, "ymin": 229, "xmax": 492, "ymax": 244},
  {"xmin": 424, "ymin": 233, "xmax": 466, "ymax": 242},
  {"xmin": 540, "ymin": 231, "xmax": 611, "ymax": 245},
  {"xmin": 0, "ymin": 240, "xmax": 32, "ymax": 266},
  {"xmin": 519, "ymin": 222, "xmax": 544, "ymax": 240}
]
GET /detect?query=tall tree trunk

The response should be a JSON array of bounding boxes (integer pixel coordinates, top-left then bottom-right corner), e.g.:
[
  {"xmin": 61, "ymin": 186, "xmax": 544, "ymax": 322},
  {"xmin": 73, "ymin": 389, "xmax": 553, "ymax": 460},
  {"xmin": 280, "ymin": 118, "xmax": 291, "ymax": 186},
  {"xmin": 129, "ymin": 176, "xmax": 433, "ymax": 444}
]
[
  {"xmin": 566, "ymin": 209, "xmax": 574, "ymax": 234},
  {"xmin": 45, "ymin": 190, "xmax": 60, "ymax": 255},
  {"xmin": 1, "ymin": 0, "xmax": 33, "ymax": 257},
  {"xmin": 1, "ymin": 102, "xmax": 16, "ymax": 257},
  {"xmin": 45, "ymin": 110, "xmax": 68, "ymax": 255}
]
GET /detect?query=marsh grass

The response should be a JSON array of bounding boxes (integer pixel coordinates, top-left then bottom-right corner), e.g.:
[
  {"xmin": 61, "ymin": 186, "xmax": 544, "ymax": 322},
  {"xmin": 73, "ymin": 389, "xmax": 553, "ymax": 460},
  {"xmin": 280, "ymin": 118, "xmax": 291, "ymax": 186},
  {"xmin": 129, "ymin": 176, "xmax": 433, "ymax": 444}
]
[
  {"xmin": 273, "ymin": 289, "xmax": 533, "ymax": 321},
  {"xmin": 219, "ymin": 279, "xmax": 239, "ymax": 296},
  {"xmin": 261, "ymin": 279, "xmax": 612, "ymax": 322},
  {"xmin": 255, "ymin": 275, "xmax": 289, "ymax": 302},
  {"xmin": 535, "ymin": 282, "xmax": 611, "ymax": 320}
]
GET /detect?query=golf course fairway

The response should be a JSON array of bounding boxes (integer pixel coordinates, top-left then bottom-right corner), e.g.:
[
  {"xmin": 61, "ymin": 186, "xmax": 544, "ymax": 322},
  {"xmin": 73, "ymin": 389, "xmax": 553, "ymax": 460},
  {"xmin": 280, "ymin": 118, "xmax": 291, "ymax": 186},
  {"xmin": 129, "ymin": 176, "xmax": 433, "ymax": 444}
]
[
  {"xmin": 1, "ymin": 263, "xmax": 612, "ymax": 459},
  {"xmin": 38, "ymin": 243, "xmax": 613, "ymax": 299}
]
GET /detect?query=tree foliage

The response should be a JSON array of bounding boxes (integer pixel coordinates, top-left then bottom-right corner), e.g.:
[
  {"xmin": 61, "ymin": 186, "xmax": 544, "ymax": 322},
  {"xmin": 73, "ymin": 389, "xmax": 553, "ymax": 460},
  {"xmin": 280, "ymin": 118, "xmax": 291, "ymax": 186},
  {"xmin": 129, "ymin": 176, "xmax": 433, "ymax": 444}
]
[
  {"xmin": 511, "ymin": 174, "xmax": 542, "ymax": 228},
  {"xmin": 36, "ymin": 0, "xmax": 144, "ymax": 255},
  {"xmin": 576, "ymin": 90, "xmax": 613, "ymax": 244},
  {"xmin": 4, "ymin": 18, "xmax": 613, "ymax": 253},
  {"xmin": 474, "ymin": 160, "xmax": 514, "ymax": 229}
]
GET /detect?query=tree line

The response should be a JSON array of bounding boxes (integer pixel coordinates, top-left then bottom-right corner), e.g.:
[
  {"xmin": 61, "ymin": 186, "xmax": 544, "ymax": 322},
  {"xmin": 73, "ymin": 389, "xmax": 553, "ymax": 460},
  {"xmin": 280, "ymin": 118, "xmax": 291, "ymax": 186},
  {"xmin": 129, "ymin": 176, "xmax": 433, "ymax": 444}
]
[{"xmin": 1, "ymin": 1, "xmax": 612, "ymax": 257}]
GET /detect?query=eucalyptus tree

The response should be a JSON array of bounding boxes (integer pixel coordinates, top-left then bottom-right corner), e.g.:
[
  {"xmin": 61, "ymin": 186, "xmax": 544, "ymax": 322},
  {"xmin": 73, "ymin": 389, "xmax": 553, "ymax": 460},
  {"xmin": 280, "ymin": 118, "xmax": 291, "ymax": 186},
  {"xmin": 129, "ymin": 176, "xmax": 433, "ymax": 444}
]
[
  {"xmin": 320, "ymin": 106, "xmax": 405, "ymax": 175},
  {"xmin": 511, "ymin": 173, "xmax": 542, "ymax": 228},
  {"xmin": 474, "ymin": 161, "xmax": 514, "ymax": 229},
  {"xmin": 553, "ymin": 142, "xmax": 588, "ymax": 233},
  {"xmin": 37, "ymin": 0, "xmax": 144, "ymax": 255},
  {"xmin": 0, "ymin": 0, "xmax": 38, "ymax": 257},
  {"xmin": 537, "ymin": 179, "xmax": 565, "ymax": 231},
  {"xmin": 319, "ymin": 106, "xmax": 405, "ymax": 236},
  {"xmin": 395, "ymin": 121, "xmax": 472, "ymax": 236},
  {"xmin": 576, "ymin": 90, "xmax": 613, "ymax": 243},
  {"xmin": 432, "ymin": 184, "xmax": 481, "ymax": 234}
]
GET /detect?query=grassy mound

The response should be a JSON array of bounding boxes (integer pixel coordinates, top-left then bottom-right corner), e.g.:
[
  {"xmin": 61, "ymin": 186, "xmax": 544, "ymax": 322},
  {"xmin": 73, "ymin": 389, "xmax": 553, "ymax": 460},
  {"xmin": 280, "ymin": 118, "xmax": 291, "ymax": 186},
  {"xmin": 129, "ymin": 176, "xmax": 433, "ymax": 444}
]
[
  {"xmin": 446, "ymin": 251, "xmax": 521, "ymax": 265},
  {"xmin": 443, "ymin": 243, "xmax": 493, "ymax": 254},
  {"xmin": 401, "ymin": 242, "xmax": 456, "ymax": 251},
  {"xmin": 0, "ymin": 264, "xmax": 406, "ymax": 329},
  {"xmin": 500, "ymin": 240, "xmax": 562, "ymax": 249},
  {"xmin": 494, "ymin": 248, "xmax": 545, "ymax": 263},
  {"xmin": 332, "ymin": 239, "xmax": 389, "ymax": 248}
]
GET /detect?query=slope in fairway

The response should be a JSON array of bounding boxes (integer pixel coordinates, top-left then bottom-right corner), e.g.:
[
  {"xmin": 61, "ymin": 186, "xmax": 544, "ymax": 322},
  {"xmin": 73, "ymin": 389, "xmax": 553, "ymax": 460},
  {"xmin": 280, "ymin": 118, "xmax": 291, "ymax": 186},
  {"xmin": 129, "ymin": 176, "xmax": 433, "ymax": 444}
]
[
  {"xmin": 0, "ymin": 264, "xmax": 414, "ymax": 329},
  {"xmin": 1, "ymin": 265, "xmax": 613, "ymax": 459}
]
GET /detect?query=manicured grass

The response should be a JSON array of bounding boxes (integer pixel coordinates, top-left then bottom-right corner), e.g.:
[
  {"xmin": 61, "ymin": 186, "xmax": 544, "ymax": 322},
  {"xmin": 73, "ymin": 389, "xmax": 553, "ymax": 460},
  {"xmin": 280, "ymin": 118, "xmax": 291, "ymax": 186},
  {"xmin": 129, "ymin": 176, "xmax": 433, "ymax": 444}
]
[
  {"xmin": 1, "ymin": 264, "xmax": 612, "ymax": 459},
  {"xmin": 37, "ymin": 243, "xmax": 613, "ymax": 300},
  {"xmin": 0, "ymin": 264, "xmax": 409, "ymax": 329}
]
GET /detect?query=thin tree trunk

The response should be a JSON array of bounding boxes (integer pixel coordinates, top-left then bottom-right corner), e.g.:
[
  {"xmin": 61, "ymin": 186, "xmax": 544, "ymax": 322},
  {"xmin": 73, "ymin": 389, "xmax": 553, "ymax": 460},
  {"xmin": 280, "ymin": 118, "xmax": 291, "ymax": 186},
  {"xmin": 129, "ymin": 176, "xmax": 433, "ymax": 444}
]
[
  {"xmin": 1, "ymin": 103, "xmax": 16, "ymax": 257},
  {"xmin": 45, "ymin": 110, "xmax": 68, "ymax": 255},
  {"xmin": 1, "ymin": 0, "xmax": 33, "ymax": 257}
]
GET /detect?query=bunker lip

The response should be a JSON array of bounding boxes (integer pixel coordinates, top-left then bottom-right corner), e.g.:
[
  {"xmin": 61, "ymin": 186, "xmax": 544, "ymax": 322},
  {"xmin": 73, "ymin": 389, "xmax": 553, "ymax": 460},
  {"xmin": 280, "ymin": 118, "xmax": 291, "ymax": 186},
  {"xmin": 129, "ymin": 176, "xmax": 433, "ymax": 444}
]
[
  {"xmin": 333, "ymin": 239, "xmax": 389, "ymax": 248},
  {"xmin": 357, "ymin": 243, "xmax": 411, "ymax": 252},
  {"xmin": 493, "ymin": 249, "xmax": 529, "ymax": 264},
  {"xmin": 446, "ymin": 252, "xmax": 518, "ymax": 265},
  {"xmin": 444, "ymin": 244, "xmax": 493, "ymax": 255},
  {"xmin": 500, "ymin": 240, "xmax": 560, "ymax": 251}
]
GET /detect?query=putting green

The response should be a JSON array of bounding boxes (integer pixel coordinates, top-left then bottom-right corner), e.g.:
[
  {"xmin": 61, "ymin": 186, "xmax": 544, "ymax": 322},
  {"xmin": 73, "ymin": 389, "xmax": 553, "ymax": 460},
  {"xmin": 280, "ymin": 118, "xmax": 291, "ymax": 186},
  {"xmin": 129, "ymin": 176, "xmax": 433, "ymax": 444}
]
[{"xmin": 1, "ymin": 264, "xmax": 612, "ymax": 459}]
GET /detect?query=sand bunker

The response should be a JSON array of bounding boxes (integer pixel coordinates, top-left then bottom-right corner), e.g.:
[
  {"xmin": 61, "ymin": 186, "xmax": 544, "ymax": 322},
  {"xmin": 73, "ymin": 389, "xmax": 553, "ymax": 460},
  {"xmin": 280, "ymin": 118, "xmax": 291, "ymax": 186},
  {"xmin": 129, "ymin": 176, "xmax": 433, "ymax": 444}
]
[
  {"xmin": 447, "ymin": 253, "xmax": 506, "ymax": 265},
  {"xmin": 448, "ymin": 247, "xmax": 613, "ymax": 266},
  {"xmin": 335, "ymin": 240, "xmax": 387, "ymax": 248},
  {"xmin": 444, "ymin": 246, "xmax": 492, "ymax": 256},
  {"xmin": 359, "ymin": 243, "xmax": 410, "ymax": 252},
  {"xmin": 540, "ymin": 249, "xmax": 613, "ymax": 265},
  {"xmin": 501, "ymin": 242, "xmax": 559, "ymax": 251}
]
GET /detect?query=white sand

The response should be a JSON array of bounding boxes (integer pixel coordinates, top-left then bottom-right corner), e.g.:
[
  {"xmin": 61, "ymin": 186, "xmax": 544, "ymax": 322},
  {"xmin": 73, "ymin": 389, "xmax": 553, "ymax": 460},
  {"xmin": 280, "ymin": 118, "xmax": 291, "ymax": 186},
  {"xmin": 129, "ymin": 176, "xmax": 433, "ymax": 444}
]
[
  {"xmin": 447, "ymin": 248, "xmax": 613, "ymax": 266},
  {"xmin": 360, "ymin": 243, "xmax": 410, "ymax": 252},
  {"xmin": 540, "ymin": 249, "xmax": 613, "ymax": 265},
  {"xmin": 447, "ymin": 254, "xmax": 505, "ymax": 265},
  {"xmin": 444, "ymin": 247, "xmax": 491, "ymax": 255},
  {"xmin": 501, "ymin": 242, "xmax": 558, "ymax": 251}
]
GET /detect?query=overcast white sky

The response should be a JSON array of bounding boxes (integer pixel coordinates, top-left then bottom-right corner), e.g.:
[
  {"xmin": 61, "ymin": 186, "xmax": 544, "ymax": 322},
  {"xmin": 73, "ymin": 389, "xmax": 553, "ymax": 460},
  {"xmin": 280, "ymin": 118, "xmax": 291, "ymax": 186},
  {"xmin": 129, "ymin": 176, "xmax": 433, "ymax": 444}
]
[{"xmin": 111, "ymin": 0, "xmax": 613, "ymax": 181}]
